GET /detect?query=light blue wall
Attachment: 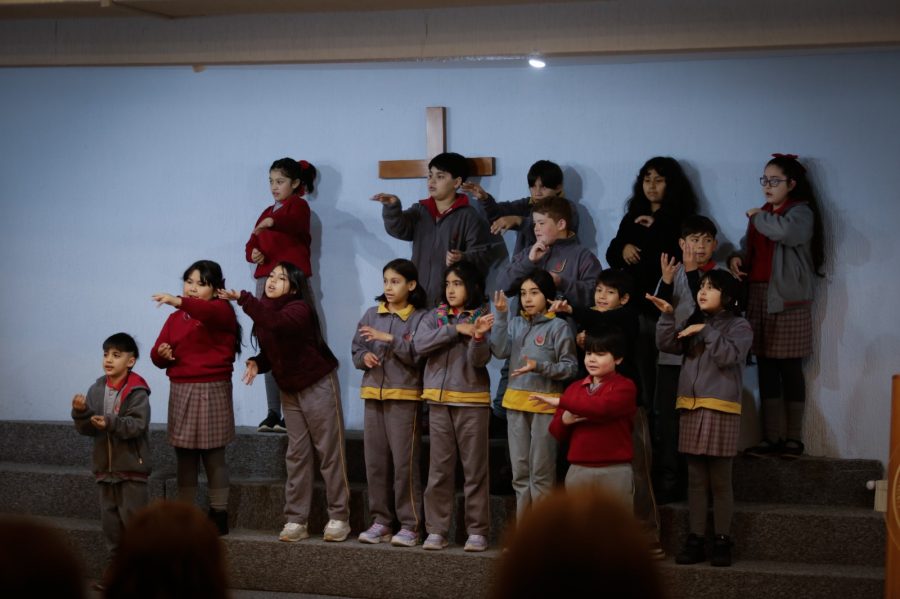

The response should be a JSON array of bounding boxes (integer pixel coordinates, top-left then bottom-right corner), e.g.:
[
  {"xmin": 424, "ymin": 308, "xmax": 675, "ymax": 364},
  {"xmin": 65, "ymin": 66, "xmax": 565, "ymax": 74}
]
[{"xmin": 2, "ymin": 50, "xmax": 898, "ymax": 461}]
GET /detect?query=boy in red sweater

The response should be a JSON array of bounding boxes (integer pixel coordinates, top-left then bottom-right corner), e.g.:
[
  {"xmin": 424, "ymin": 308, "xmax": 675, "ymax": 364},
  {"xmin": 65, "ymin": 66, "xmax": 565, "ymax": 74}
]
[{"xmin": 531, "ymin": 331, "xmax": 637, "ymax": 510}]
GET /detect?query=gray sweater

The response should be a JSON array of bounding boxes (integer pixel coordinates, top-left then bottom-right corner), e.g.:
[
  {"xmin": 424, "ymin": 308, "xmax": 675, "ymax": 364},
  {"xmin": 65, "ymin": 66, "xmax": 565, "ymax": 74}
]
[{"xmin": 351, "ymin": 303, "xmax": 425, "ymax": 401}]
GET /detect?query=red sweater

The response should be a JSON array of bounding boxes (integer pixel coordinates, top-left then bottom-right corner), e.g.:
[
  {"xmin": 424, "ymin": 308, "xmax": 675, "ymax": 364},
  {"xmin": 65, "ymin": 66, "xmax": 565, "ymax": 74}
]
[
  {"xmin": 151, "ymin": 297, "xmax": 239, "ymax": 383},
  {"xmin": 549, "ymin": 373, "xmax": 636, "ymax": 467},
  {"xmin": 245, "ymin": 194, "xmax": 312, "ymax": 278},
  {"xmin": 238, "ymin": 292, "xmax": 337, "ymax": 393}
]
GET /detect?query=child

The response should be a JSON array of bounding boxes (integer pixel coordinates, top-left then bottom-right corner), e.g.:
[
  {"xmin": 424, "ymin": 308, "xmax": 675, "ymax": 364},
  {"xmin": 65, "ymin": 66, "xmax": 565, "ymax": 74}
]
[
  {"xmin": 245, "ymin": 157, "xmax": 318, "ymax": 434},
  {"xmin": 730, "ymin": 154, "xmax": 826, "ymax": 458},
  {"xmin": 653, "ymin": 215, "xmax": 721, "ymax": 503},
  {"xmin": 498, "ymin": 195, "xmax": 602, "ymax": 311},
  {"xmin": 550, "ymin": 272, "xmax": 661, "ymax": 559},
  {"xmin": 151, "ymin": 260, "xmax": 242, "ymax": 535},
  {"xmin": 605, "ymin": 157, "xmax": 699, "ymax": 411},
  {"xmin": 530, "ymin": 332, "xmax": 637, "ymax": 510},
  {"xmin": 352, "ymin": 258, "xmax": 428, "ymax": 547},
  {"xmin": 490, "ymin": 268, "xmax": 578, "ymax": 517},
  {"xmin": 372, "ymin": 152, "xmax": 495, "ymax": 305},
  {"xmin": 219, "ymin": 261, "xmax": 351, "ymax": 543},
  {"xmin": 71, "ymin": 333, "xmax": 151, "ymax": 562},
  {"xmin": 648, "ymin": 270, "xmax": 753, "ymax": 567},
  {"xmin": 414, "ymin": 261, "xmax": 495, "ymax": 552},
  {"xmin": 462, "ymin": 159, "xmax": 580, "ymax": 256}
]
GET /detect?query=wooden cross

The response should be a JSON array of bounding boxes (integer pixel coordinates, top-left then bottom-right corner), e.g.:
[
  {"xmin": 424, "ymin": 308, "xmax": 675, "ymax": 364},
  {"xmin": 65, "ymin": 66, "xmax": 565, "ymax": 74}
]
[{"xmin": 378, "ymin": 106, "xmax": 496, "ymax": 179}]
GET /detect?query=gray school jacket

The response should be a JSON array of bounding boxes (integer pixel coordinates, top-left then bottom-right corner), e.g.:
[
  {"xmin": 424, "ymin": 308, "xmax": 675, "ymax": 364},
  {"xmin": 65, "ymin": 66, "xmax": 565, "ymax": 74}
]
[
  {"xmin": 656, "ymin": 310, "xmax": 752, "ymax": 414},
  {"xmin": 413, "ymin": 305, "xmax": 492, "ymax": 406},
  {"xmin": 490, "ymin": 309, "xmax": 578, "ymax": 413},
  {"xmin": 351, "ymin": 303, "xmax": 425, "ymax": 401},
  {"xmin": 498, "ymin": 234, "xmax": 603, "ymax": 310},
  {"xmin": 381, "ymin": 197, "xmax": 494, "ymax": 305},
  {"xmin": 72, "ymin": 373, "xmax": 152, "ymax": 481}
]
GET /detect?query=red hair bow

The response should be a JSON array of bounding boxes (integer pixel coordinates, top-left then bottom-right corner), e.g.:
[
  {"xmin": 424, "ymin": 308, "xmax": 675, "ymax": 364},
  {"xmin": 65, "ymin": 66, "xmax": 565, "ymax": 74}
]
[{"xmin": 297, "ymin": 159, "xmax": 310, "ymax": 170}]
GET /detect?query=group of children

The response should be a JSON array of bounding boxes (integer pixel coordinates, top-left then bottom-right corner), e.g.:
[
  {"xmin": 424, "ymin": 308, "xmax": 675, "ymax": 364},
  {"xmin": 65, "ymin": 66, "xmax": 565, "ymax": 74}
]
[{"xmin": 72, "ymin": 150, "xmax": 825, "ymax": 571}]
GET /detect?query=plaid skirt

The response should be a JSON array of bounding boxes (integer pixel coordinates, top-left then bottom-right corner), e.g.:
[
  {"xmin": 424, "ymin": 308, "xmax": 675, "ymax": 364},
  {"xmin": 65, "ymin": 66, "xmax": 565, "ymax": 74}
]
[
  {"xmin": 168, "ymin": 380, "xmax": 235, "ymax": 449},
  {"xmin": 678, "ymin": 408, "xmax": 740, "ymax": 457},
  {"xmin": 746, "ymin": 282, "xmax": 812, "ymax": 358}
]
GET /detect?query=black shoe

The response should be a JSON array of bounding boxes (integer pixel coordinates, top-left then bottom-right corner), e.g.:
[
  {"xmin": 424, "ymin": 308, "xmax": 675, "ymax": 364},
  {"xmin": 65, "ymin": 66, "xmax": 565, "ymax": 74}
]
[
  {"xmin": 675, "ymin": 533, "xmax": 706, "ymax": 565},
  {"xmin": 273, "ymin": 417, "xmax": 287, "ymax": 433},
  {"xmin": 744, "ymin": 439, "xmax": 783, "ymax": 458},
  {"xmin": 208, "ymin": 508, "xmax": 229, "ymax": 536},
  {"xmin": 780, "ymin": 438, "xmax": 805, "ymax": 459},
  {"xmin": 257, "ymin": 411, "xmax": 280, "ymax": 433},
  {"xmin": 710, "ymin": 534, "xmax": 733, "ymax": 567}
]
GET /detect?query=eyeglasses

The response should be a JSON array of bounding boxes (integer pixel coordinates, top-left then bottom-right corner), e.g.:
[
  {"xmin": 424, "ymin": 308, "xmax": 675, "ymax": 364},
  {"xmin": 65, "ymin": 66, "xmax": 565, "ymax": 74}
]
[{"xmin": 759, "ymin": 177, "xmax": 789, "ymax": 187}]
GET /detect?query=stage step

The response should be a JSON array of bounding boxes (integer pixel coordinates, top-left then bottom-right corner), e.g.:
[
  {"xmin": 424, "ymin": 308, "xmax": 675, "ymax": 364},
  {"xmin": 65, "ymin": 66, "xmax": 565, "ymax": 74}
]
[
  {"xmin": 659, "ymin": 501, "xmax": 884, "ymax": 566},
  {"xmin": 43, "ymin": 515, "xmax": 885, "ymax": 599}
]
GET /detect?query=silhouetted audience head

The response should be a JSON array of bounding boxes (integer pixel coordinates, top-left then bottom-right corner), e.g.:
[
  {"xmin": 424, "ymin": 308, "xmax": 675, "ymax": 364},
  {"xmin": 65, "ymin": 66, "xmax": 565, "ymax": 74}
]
[
  {"xmin": 491, "ymin": 487, "xmax": 666, "ymax": 599},
  {"xmin": 104, "ymin": 500, "xmax": 229, "ymax": 599},
  {"xmin": 0, "ymin": 515, "xmax": 86, "ymax": 598}
]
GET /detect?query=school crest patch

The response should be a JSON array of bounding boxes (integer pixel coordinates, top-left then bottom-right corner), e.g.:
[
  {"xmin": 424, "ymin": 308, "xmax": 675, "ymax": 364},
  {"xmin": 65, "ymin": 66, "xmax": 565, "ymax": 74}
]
[
  {"xmin": 550, "ymin": 259, "xmax": 566, "ymax": 273},
  {"xmin": 533, "ymin": 334, "xmax": 546, "ymax": 346}
]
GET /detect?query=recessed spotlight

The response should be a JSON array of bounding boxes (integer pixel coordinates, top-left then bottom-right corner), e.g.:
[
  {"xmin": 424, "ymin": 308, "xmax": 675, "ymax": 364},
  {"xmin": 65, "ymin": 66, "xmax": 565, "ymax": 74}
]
[{"xmin": 528, "ymin": 56, "xmax": 546, "ymax": 69}]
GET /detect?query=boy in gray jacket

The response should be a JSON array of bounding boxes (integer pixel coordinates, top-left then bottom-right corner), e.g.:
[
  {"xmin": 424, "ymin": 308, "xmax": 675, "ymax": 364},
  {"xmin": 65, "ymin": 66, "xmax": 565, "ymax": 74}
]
[{"xmin": 72, "ymin": 332, "xmax": 151, "ymax": 563}]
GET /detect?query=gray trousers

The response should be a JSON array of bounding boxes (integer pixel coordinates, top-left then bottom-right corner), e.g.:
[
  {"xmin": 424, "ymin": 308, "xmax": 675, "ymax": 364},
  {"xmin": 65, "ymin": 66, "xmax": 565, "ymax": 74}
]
[
  {"xmin": 507, "ymin": 410, "xmax": 557, "ymax": 517},
  {"xmin": 424, "ymin": 404, "xmax": 490, "ymax": 537},
  {"xmin": 98, "ymin": 480, "xmax": 149, "ymax": 557},
  {"xmin": 363, "ymin": 399, "xmax": 423, "ymax": 532},
  {"xmin": 281, "ymin": 371, "xmax": 350, "ymax": 524},
  {"xmin": 565, "ymin": 463, "xmax": 634, "ymax": 512}
]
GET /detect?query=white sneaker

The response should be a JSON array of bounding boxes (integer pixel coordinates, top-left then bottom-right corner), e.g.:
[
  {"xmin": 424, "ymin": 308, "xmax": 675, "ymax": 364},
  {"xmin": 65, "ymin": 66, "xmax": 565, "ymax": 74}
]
[
  {"xmin": 323, "ymin": 519, "xmax": 351, "ymax": 542},
  {"xmin": 279, "ymin": 522, "xmax": 309, "ymax": 542}
]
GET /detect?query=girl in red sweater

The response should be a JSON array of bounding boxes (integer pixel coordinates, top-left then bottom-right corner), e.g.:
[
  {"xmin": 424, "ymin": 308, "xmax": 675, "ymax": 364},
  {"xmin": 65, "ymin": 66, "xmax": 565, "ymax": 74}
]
[
  {"xmin": 245, "ymin": 157, "xmax": 318, "ymax": 433},
  {"xmin": 151, "ymin": 260, "xmax": 242, "ymax": 535},
  {"xmin": 531, "ymin": 331, "xmax": 637, "ymax": 510}
]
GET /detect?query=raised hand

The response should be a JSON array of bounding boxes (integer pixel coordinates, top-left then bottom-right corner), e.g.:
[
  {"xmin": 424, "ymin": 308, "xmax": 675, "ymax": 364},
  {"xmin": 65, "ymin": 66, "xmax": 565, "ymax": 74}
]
[
  {"xmin": 217, "ymin": 289, "xmax": 241, "ymax": 301},
  {"xmin": 660, "ymin": 253, "xmax": 679, "ymax": 284},
  {"xmin": 634, "ymin": 215, "xmax": 655, "ymax": 228},
  {"xmin": 90, "ymin": 415, "xmax": 107, "ymax": 430},
  {"xmin": 359, "ymin": 325, "xmax": 393, "ymax": 343},
  {"xmin": 473, "ymin": 314, "xmax": 495, "ymax": 337},
  {"xmin": 493, "ymin": 290, "xmax": 509, "ymax": 313},
  {"xmin": 548, "ymin": 298, "xmax": 571, "ymax": 314},
  {"xmin": 250, "ymin": 248, "xmax": 266, "ymax": 264},
  {"xmin": 529, "ymin": 241, "xmax": 550, "ymax": 263},
  {"xmin": 460, "ymin": 181, "xmax": 488, "ymax": 201},
  {"xmin": 645, "ymin": 293, "xmax": 674, "ymax": 314},
  {"xmin": 370, "ymin": 193, "xmax": 399, "ymax": 205},
  {"xmin": 152, "ymin": 293, "xmax": 182, "ymax": 308},
  {"xmin": 682, "ymin": 243, "xmax": 698, "ymax": 272},
  {"xmin": 677, "ymin": 323, "xmax": 706, "ymax": 338},
  {"xmin": 510, "ymin": 356, "xmax": 537, "ymax": 377},
  {"xmin": 490, "ymin": 215, "xmax": 522, "ymax": 235},
  {"xmin": 529, "ymin": 393, "xmax": 560, "ymax": 408},
  {"xmin": 72, "ymin": 394, "xmax": 87, "ymax": 412}
]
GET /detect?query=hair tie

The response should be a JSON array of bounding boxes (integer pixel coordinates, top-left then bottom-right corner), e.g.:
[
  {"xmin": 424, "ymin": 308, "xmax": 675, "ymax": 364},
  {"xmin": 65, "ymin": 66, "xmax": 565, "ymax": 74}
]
[{"xmin": 298, "ymin": 159, "xmax": 310, "ymax": 170}]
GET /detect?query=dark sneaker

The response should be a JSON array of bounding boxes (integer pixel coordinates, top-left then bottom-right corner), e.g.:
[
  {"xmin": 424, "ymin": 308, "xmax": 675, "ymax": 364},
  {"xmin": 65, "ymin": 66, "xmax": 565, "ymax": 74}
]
[
  {"xmin": 257, "ymin": 411, "xmax": 280, "ymax": 433},
  {"xmin": 208, "ymin": 508, "xmax": 229, "ymax": 536},
  {"xmin": 675, "ymin": 533, "xmax": 706, "ymax": 565},
  {"xmin": 744, "ymin": 439, "xmax": 783, "ymax": 458},
  {"xmin": 710, "ymin": 534, "xmax": 733, "ymax": 567},
  {"xmin": 273, "ymin": 417, "xmax": 288, "ymax": 433},
  {"xmin": 781, "ymin": 438, "xmax": 805, "ymax": 459}
]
